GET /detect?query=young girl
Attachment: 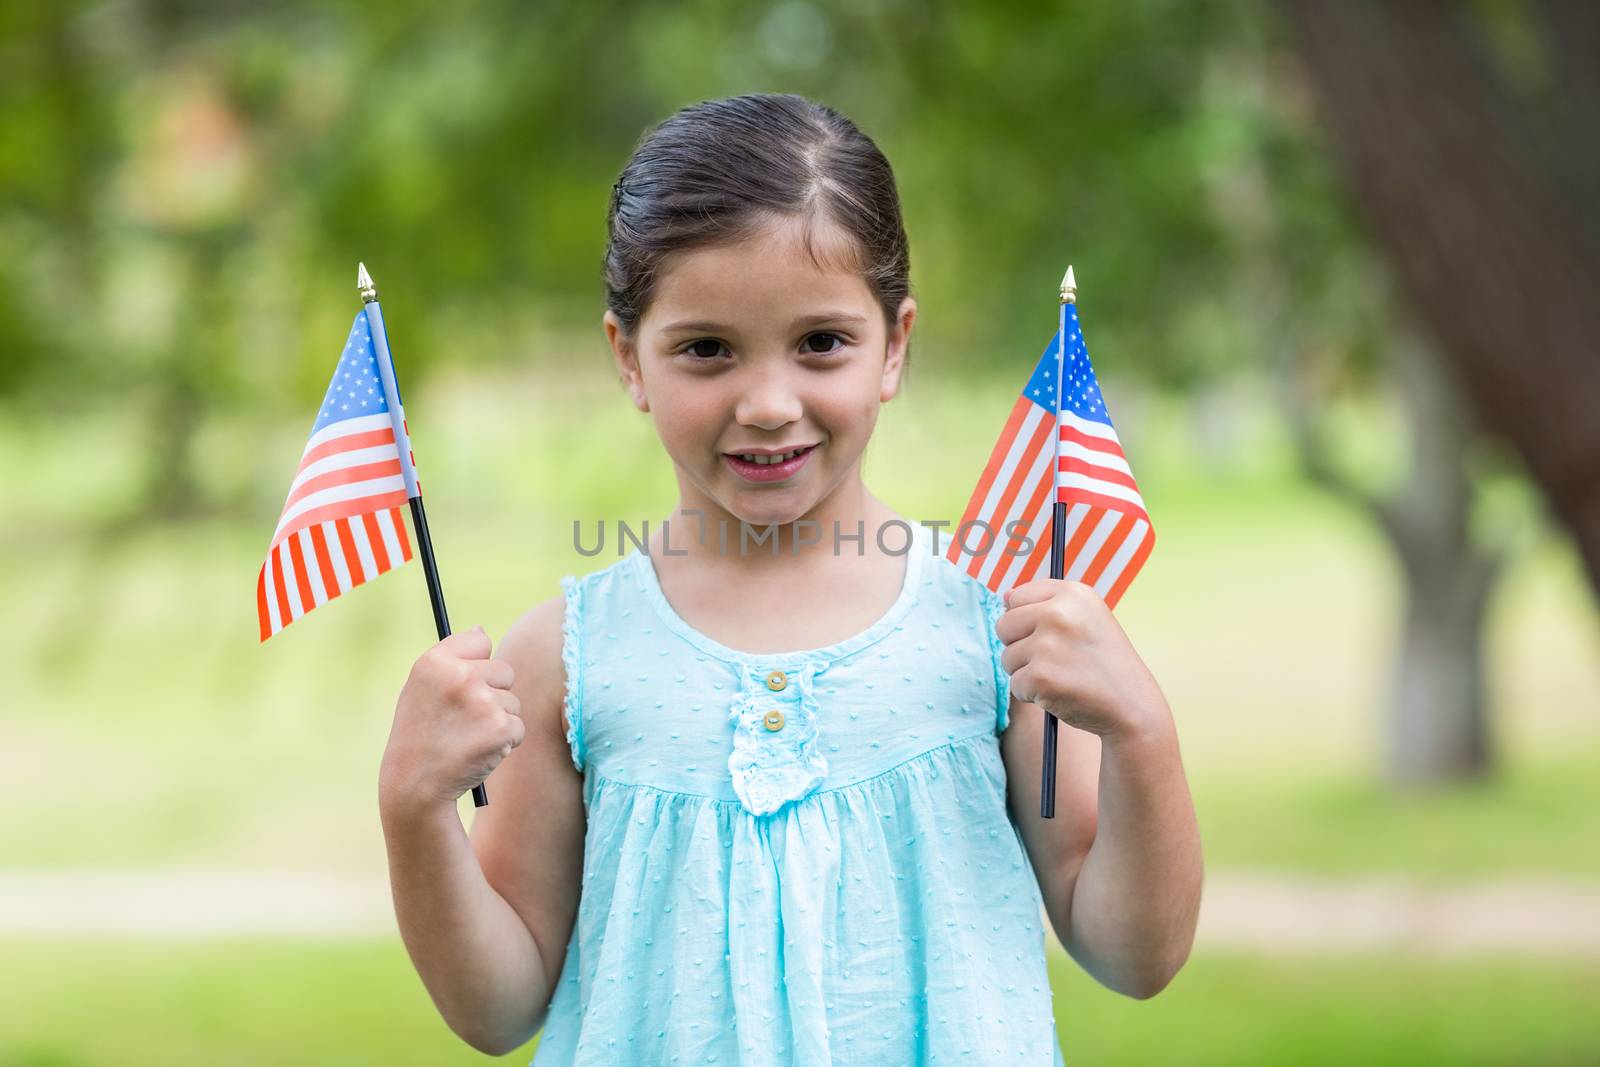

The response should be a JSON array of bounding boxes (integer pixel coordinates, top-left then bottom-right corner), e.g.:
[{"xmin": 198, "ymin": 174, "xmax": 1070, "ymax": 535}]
[{"xmin": 379, "ymin": 93, "xmax": 1203, "ymax": 1065}]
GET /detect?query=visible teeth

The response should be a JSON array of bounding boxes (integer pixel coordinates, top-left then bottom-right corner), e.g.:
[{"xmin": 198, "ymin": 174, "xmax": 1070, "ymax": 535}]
[{"xmin": 738, "ymin": 448, "xmax": 805, "ymax": 465}]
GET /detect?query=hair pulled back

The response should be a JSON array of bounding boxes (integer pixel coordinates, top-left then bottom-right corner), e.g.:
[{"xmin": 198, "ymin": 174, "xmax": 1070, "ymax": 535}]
[{"xmin": 604, "ymin": 93, "xmax": 911, "ymax": 346}]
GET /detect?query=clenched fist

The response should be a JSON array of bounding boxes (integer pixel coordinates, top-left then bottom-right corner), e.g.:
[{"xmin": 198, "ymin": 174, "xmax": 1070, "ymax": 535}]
[
  {"xmin": 995, "ymin": 579, "xmax": 1170, "ymax": 742},
  {"xmin": 379, "ymin": 626, "xmax": 525, "ymax": 817}
]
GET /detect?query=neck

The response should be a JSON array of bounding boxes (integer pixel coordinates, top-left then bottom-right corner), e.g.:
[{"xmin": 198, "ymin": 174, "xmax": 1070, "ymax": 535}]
[{"xmin": 654, "ymin": 471, "xmax": 900, "ymax": 573}]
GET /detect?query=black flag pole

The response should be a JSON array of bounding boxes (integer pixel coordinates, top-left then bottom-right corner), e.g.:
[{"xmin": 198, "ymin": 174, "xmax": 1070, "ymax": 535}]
[
  {"xmin": 360, "ymin": 263, "xmax": 489, "ymax": 809},
  {"xmin": 1040, "ymin": 266, "xmax": 1076, "ymax": 820}
]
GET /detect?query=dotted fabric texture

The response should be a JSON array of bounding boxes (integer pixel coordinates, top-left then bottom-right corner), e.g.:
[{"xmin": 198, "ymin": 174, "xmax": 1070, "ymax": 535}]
[{"xmin": 534, "ymin": 524, "xmax": 1066, "ymax": 1066}]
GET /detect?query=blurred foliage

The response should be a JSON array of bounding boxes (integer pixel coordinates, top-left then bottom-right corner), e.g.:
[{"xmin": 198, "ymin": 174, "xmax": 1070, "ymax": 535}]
[{"xmin": 0, "ymin": 1, "xmax": 1388, "ymax": 420}]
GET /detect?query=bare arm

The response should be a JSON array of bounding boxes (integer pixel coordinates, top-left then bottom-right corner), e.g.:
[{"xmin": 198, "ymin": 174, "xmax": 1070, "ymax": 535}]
[
  {"xmin": 997, "ymin": 580, "xmax": 1203, "ymax": 999},
  {"xmin": 1004, "ymin": 693, "xmax": 1202, "ymax": 998},
  {"xmin": 379, "ymin": 593, "xmax": 587, "ymax": 1054}
]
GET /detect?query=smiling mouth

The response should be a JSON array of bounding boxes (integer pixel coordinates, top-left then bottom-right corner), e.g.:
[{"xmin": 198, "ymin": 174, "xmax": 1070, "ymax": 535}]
[
  {"xmin": 723, "ymin": 445, "xmax": 816, "ymax": 465},
  {"xmin": 721, "ymin": 443, "xmax": 819, "ymax": 480}
]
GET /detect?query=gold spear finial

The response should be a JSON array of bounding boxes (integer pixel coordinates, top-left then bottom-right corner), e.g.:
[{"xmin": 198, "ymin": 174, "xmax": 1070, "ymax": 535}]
[
  {"xmin": 1059, "ymin": 265, "xmax": 1077, "ymax": 305},
  {"xmin": 358, "ymin": 262, "xmax": 378, "ymax": 304}
]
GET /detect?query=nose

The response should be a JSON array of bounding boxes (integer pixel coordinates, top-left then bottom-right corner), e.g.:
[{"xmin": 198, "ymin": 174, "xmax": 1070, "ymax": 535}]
[{"xmin": 733, "ymin": 363, "xmax": 804, "ymax": 432}]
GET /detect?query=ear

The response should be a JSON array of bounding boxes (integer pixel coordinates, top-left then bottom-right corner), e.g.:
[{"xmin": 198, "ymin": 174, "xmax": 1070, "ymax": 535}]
[
  {"xmin": 604, "ymin": 310, "xmax": 650, "ymax": 413},
  {"xmin": 880, "ymin": 296, "xmax": 916, "ymax": 403}
]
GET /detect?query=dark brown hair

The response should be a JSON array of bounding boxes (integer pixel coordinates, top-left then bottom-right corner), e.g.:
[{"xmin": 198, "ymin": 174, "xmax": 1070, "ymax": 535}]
[{"xmin": 603, "ymin": 93, "xmax": 911, "ymax": 355}]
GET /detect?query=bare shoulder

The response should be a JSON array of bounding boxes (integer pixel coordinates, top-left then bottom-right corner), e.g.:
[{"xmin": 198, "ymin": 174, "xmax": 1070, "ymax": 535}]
[
  {"xmin": 493, "ymin": 592, "xmax": 571, "ymax": 744},
  {"xmin": 471, "ymin": 590, "xmax": 586, "ymax": 999}
]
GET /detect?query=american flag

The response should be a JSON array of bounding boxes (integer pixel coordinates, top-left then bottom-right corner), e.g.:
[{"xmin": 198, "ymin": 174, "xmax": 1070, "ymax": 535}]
[
  {"xmin": 946, "ymin": 300, "xmax": 1153, "ymax": 608},
  {"xmin": 256, "ymin": 309, "xmax": 419, "ymax": 641}
]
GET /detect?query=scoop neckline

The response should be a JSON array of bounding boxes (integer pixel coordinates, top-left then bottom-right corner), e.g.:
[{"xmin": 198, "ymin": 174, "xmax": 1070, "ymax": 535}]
[{"xmin": 630, "ymin": 520, "xmax": 927, "ymax": 664}]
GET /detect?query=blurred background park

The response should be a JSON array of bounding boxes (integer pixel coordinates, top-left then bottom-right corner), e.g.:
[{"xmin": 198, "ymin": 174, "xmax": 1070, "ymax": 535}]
[{"xmin": 3, "ymin": 0, "xmax": 1599, "ymax": 1063}]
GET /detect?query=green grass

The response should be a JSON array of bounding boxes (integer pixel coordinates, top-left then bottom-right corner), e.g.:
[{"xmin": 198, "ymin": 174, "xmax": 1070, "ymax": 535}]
[
  {"xmin": 0, "ymin": 940, "xmax": 1595, "ymax": 1066},
  {"xmin": 1048, "ymin": 949, "xmax": 1600, "ymax": 1065},
  {"xmin": 1195, "ymin": 747, "xmax": 1600, "ymax": 879}
]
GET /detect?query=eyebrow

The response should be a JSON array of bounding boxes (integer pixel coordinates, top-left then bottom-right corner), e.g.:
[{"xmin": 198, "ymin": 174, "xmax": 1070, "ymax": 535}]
[{"xmin": 658, "ymin": 311, "xmax": 871, "ymax": 335}]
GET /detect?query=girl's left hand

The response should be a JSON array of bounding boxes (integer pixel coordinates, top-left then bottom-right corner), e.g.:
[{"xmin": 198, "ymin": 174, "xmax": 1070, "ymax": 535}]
[{"xmin": 995, "ymin": 578, "xmax": 1169, "ymax": 741}]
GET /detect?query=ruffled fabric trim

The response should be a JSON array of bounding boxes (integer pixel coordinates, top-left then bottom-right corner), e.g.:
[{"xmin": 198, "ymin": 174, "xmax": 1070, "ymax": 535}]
[
  {"xmin": 726, "ymin": 661, "xmax": 828, "ymax": 816},
  {"xmin": 981, "ymin": 586, "xmax": 1012, "ymax": 733},
  {"xmin": 559, "ymin": 574, "xmax": 585, "ymax": 772}
]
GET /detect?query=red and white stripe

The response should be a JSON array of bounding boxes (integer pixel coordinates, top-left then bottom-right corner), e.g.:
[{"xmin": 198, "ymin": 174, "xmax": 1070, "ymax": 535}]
[
  {"xmin": 257, "ymin": 411, "xmax": 415, "ymax": 641},
  {"xmin": 945, "ymin": 399, "xmax": 1153, "ymax": 609}
]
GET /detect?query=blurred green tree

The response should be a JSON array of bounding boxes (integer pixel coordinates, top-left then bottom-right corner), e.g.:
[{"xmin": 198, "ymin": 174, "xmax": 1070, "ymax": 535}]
[{"xmin": 1277, "ymin": 0, "xmax": 1600, "ymax": 782}]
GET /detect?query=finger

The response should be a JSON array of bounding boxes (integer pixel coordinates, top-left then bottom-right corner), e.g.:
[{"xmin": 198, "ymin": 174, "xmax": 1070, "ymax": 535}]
[
  {"xmin": 491, "ymin": 688, "xmax": 522, "ymax": 719},
  {"xmin": 447, "ymin": 626, "xmax": 493, "ymax": 660},
  {"xmin": 993, "ymin": 601, "xmax": 1042, "ymax": 646},
  {"xmin": 1007, "ymin": 663, "xmax": 1035, "ymax": 705},
  {"xmin": 999, "ymin": 632, "xmax": 1034, "ymax": 677},
  {"xmin": 505, "ymin": 710, "xmax": 527, "ymax": 749},
  {"xmin": 1002, "ymin": 579, "xmax": 1066, "ymax": 612},
  {"xmin": 476, "ymin": 657, "xmax": 515, "ymax": 690}
]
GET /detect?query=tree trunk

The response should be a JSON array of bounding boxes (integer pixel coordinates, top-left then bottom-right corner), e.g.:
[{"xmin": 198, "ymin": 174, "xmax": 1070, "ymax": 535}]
[
  {"xmin": 1382, "ymin": 337, "xmax": 1497, "ymax": 783},
  {"xmin": 1207, "ymin": 26, "xmax": 1510, "ymax": 784},
  {"xmin": 133, "ymin": 233, "xmax": 234, "ymax": 524}
]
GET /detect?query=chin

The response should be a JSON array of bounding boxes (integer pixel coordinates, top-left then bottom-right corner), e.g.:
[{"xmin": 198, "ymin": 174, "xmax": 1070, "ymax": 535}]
[
  {"xmin": 719, "ymin": 491, "xmax": 818, "ymax": 531},
  {"xmin": 726, "ymin": 502, "xmax": 810, "ymax": 530}
]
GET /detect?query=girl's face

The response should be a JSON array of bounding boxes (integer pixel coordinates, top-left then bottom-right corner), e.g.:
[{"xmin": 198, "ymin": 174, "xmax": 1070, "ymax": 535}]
[{"xmin": 605, "ymin": 214, "xmax": 915, "ymax": 533}]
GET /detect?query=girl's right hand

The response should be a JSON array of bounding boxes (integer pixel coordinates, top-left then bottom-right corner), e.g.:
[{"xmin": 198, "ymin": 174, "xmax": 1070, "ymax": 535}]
[{"xmin": 379, "ymin": 625, "xmax": 526, "ymax": 818}]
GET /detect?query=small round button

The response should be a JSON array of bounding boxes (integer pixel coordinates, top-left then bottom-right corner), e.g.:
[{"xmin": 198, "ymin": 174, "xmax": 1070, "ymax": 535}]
[
  {"xmin": 762, "ymin": 709, "xmax": 786, "ymax": 731},
  {"xmin": 765, "ymin": 670, "xmax": 788, "ymax": 692}
]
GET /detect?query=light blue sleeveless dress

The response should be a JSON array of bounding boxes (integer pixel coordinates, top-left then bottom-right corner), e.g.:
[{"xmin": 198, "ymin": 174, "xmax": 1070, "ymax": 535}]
[{"xmin": 533, "ymin": 522, "xmax": 1067, "ymax": 1066}]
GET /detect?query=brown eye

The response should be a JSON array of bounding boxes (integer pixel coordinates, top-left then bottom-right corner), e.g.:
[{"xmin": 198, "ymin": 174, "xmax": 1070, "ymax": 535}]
[
  {"xmin": 804, "ymin": 332, "xmax": 844, "ymax": 355},
  {"xmin": 686, "ymin": 339, "xmax": 726, "ymax": 359}
]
